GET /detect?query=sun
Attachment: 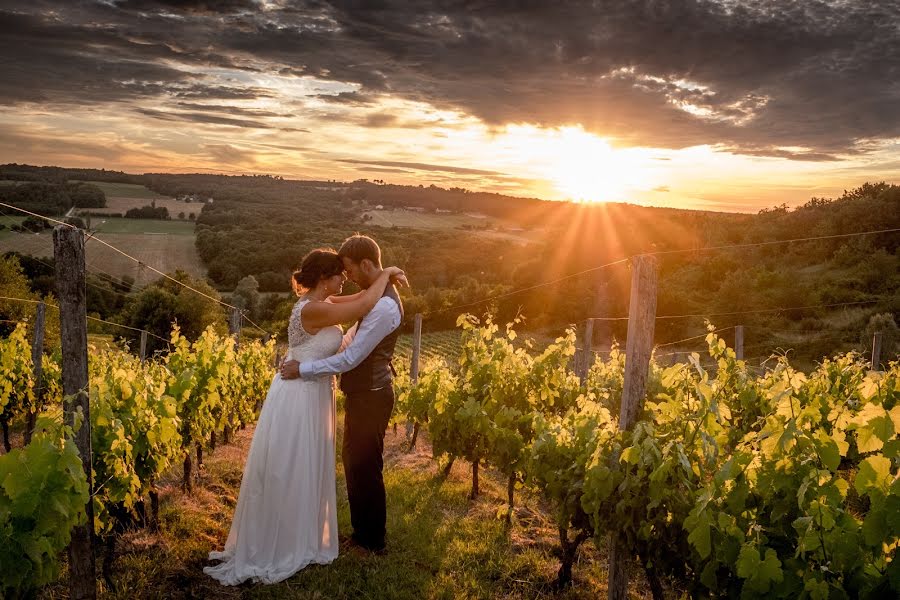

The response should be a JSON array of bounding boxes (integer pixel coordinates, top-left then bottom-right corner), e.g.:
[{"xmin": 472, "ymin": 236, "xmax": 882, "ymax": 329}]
[{"xmin": 546, "ymin": 128, "xmax": 647, "ymax": 203}]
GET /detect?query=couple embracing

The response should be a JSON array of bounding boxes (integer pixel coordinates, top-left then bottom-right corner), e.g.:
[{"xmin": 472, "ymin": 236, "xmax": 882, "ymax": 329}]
[{"xmin": 204, "ymin": 234, "xmax": 408, "ymax": 586}]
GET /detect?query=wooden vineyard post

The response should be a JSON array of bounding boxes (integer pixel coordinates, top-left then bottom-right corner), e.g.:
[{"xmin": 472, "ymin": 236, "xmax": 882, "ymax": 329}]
[
  {"xmin": 139, "ymin": 330, "xmax": 148, "ymax": 363},
  {"xmin": 735, "ymin": 325, "xmax": 744, "ymax": 360},
  {"xmin": 230, "ymin": 307, "xmax": 241, "ymax": 350},
  {"xmin": 54, "ymin": 226, "xmax": 97, "ymax": 600},
  {"xmin": 221, "ymin": 308, "xmax": 242, "ymax": 447},
  {"xmin": 25, "ymin": 301, "xmax": 46, "ymax": 444},
  {"xmin": 609, "ymin": 255, "xmax": 659, "ymax": 600},
  {"xmin": 410, "ymin": 313, "xmax": 423, "ymax": 383},
  {"xmin": 407, "ymin": 313, "xmax": 423, "ymax": 448},
  {"xmin": 871, "ymin": 331, "xmax": 883, "ymax": 371},
  {"xmin": 579, "ymin": 318, "xmax": 595, "ymax": 383}
]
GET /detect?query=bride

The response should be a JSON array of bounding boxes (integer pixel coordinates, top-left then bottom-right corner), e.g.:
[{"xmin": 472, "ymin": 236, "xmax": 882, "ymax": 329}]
[{"xmin": 204, "ymin": 248, "xmax": 407, "ymax": 586}]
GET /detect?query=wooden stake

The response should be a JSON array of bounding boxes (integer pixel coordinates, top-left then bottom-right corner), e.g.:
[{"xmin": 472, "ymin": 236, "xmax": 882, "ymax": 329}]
[
  {"xmin": 410, "ymin": 313, "xmax": 423, "ymax": 383},
  {"xmin": 579, "ymin": 318, "xmax": 595, "ymax": 383},
  {"xmin": 734, "ymin": 325, "xmax": 744, "ymax": 360},
  {"xmin": 54, "ymin": 226, "xmax": 96, "ymax": 600},
  {"xmin": 230, "ymin": 308, "xmax": 241, "ymax": 350},
  {"xmin": 871, "ymin": 331, "xmax": 883, "ymax": 371},
  {"xmin": 618, "ymin": 255, "xmax": 659, "ymax": 429},
  {"xmin": 139, "ymin": 330, "xmax": 148, "ymax": 363},
  {"xmin": 609, "ymin": 254, "xmax": 658, "ymax": 600},
  {"xmin": 407, "ymin": 313, "xmax": 423, "ymax": 441},
  {"xmin": 25, "ymin": 302, "xmax": 46, "ymax": 444}
]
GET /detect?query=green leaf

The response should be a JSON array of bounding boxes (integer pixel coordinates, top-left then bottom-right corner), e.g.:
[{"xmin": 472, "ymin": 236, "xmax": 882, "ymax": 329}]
[
  {"xmin": 687, "ymin": 510, "xmax": 712, "ymax": 559},
  {"xmin": 861, "ymin": 506, "xmax": 887, "ymax": 546},
  {"xmin": 736, "ymin": 544, "xmax": 761, "ymax": 579},
  {"xmin": 851, "ymin": 404, "xmax": 894, "ymax": 453},
  {"xmin": 804, "ymin": 576, "xmax": 830, "ymax": 600},
  {"xmin": 814, "ymin": 430, "xmax": 840, "ymax": 471},
  {"xmin": 621, "ymin": 446, "xmax": 641, "ymax": 465},
  {"xmin": 758, "ymin": 549, "xmax": 784, "ymax": 588},
  {"xmin": 855, "ymin": 455, "xmax": 891, "ymax": 496}
]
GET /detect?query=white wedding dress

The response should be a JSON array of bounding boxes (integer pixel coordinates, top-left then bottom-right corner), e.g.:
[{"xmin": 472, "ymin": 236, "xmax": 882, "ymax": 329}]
[{"xmin": 204, "ymin": 299, "xmax": 342, "ymax": 585}]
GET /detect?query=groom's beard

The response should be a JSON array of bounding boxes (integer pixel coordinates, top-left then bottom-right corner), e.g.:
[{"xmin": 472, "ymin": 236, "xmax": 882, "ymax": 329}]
[{"xmin": 358, "ymin": 271, "xmax": 379, "ymax": 290}]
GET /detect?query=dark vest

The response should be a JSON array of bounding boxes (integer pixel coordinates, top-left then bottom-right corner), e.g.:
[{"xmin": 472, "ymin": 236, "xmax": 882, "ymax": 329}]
[{"xmin": 340, "ymin": 284, "xmax": 403, "ymax": 394}]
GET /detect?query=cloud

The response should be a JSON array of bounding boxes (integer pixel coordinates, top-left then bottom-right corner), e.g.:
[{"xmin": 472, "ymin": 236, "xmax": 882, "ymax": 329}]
[
  {"xmin": 1, "ymin": 1, "xmax": 898, "ymax": 159},
  {"xmin": 202, "ymin": 143, "xmax": 257, "ymax": 165},
  {"xmin": 136, "ymin": 108, "xmax": 275, "ymax": 129},
  {"xmin": 363, "ymin": 113, "xmax": 399, "ymax": 128},
  {"xmin": 314, "ymin": 91, "xmax": 375, "ymax": 105},
  {"xmin": 337, "ymin": 158, "xmax": 507, "ymax": 176},
  {"xmin": 174, "ymin": 102, "xmax": 289, "ymax": 118},
  {"xmin": 727, "ymin": 147, "xmax": 841, "ymax": 162}
]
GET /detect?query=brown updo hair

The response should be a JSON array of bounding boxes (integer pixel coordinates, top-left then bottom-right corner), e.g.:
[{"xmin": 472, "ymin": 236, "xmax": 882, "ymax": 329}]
[{"xmin": 292, "ymin": 248, "xmax": 344, "ymax": 295}]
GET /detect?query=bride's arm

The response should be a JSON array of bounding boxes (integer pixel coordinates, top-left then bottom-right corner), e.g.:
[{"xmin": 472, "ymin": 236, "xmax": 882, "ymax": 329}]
[
  {"xmin": 301, "ymin": 267, "xmax": 406, "ymax": 329},
  {"xmin": 328, "ymin": 291, "xmax": 365, "ymax": 304}
]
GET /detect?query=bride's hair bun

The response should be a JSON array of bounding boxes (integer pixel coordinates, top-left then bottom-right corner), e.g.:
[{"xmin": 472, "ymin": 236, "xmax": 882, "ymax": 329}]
[{"xmin": 292, "ymin": 248, "xmax": 344, "ymax": 294}]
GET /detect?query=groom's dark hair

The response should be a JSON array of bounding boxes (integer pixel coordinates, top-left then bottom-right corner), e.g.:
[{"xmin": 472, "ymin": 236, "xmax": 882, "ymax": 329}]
[{"xmin": 338, "ymin": 234, "xmax": 382, "ymax": 267}]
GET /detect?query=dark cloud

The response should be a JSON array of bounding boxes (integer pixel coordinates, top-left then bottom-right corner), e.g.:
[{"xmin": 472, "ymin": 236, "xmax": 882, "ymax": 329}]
[
  {"xmin": 114, "ymin": 0, "xmax": 260, "ymax": 13},
  {"xmin": 136, "ymin": 108, "xmax": 274, "ymax": 129},
  {"xmin": 174, "ymin": 102, "xmax": 288, "ymax": 118},
  {"xmin": 356, "ymin": 166, "xmax": 414, "ymax": 174},
  {"xmin": 202, "ymin": 143, "xmax": 257, "ymax": 164},
  {"xmin": 174, "ymin": 85, "xmax": 274, "ymax": 101},
  {"xmin": 314, "ymin": 91, "xmax": 376, "ymax": 105},
  {"xmin": 338, "ymin": 158, "xmax": 506, "ymax": 177},
  {"xmin": 363, "ymin": 113, "xmax": 399, "ymax": 128},
  {"xmin": 729, "ymin": 147, "xmax": 841, "ymax": 162},
  {"xmin": 1, "ymin": 1, "xmax": 898, "ymax": 158}
]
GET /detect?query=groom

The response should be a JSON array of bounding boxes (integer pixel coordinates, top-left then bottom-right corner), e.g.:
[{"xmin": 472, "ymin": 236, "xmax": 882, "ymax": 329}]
[{"xmin": 280, "ymin": 233, "xmax": 403, "ymax": 553}]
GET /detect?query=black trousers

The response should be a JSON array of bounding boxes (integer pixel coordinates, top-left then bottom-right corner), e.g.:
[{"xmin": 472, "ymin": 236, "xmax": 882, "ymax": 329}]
[{"xmin": 342, "ymin": 386, "xmax": 394, "ymax": 549}]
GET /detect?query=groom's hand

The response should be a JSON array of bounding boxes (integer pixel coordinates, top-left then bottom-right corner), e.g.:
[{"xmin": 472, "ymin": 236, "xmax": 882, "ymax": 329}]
[{"xmin": 280, "ymin": 360, "xmax": 301, "ymax": 380}]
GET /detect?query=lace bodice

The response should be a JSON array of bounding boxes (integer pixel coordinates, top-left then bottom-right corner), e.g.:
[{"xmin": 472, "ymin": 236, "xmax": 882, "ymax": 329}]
[{"xmin": 286, "ymin": 299, "xmax": 343, "ymax": 362}]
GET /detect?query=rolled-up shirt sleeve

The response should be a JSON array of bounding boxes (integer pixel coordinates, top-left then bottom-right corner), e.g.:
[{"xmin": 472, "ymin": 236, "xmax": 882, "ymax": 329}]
[
  {"xmin": 299, "ymin": 297, "xmax": 401, "ymax": 378},
  {"xmin": 339, "ymin": 322, "xmax": 358, "ymax": 352}
]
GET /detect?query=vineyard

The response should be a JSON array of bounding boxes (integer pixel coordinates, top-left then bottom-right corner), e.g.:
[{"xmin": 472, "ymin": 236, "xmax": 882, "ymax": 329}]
[
  {"xmin": 390, "ymin": 315, "xmax": 899, "ymax": 598},
  {"xmin": 395, "ymin": 329, "xmax": 461, "ymax": 365},
  {"xmin": 1, "ymin": 307, "xmax": 898, "ymax": 597},
  {"xmin": 0, "ymin": 322, "xmax": 274, "ymax": 598},
  {"xmin": 0, "ymin": 226, "xmax": 898, "ymax": 599}
]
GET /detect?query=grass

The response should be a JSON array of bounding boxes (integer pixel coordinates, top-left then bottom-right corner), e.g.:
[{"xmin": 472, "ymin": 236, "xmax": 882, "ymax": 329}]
[
  {"xmin": 90, "ymin": 217, "xmax": 195, "ymax": 235},
  {"xmin": 72, "ymin": 182, "xmax": 169, "ymax": 201},
  {"xmin": 79, "ymin": 197, "xmax": 207, "ymax": 221},
  {"xmin": 0, "ymin": 224, "xmax": 205, "ymax": 288},
  {"xmin": 40, "ymin": 415, "xmax": 652, "ymax": 599},
  {"xmin": 0, "ymin": 215, "xmax": 24, "ymax": 241}
]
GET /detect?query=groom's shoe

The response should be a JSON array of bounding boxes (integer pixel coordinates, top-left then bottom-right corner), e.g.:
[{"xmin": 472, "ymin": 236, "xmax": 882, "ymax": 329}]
[{"xmin": 347, "ymin": 533, "xmax": 387, "ymax": 555}]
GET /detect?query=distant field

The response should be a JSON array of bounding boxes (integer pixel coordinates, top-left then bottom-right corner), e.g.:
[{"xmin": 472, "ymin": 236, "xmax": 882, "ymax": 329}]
[
  {"xmin": 73, "ymin": 181, "xmax": 206, "ymax": 220},
  {"xmin": 72, "ymin": 181, "xmax": 166, "ymax": 200},
  {"xmin": 79, "ymin": 196, "xmax": 207, "ymax": 220},
  {"xmin": 0, "ymin": 215, "xmax": 23, "ymax": 241},
  {"xmin": 0, "ymin": 224, "xmax": 205, "ymax": 288},
  {"xmin": 363, "ymin": 208, "xmax": 536, "ymax": 244},
  {"xmin": 90, "ymin": 217, "xmax": 195, "ymax": 235}
]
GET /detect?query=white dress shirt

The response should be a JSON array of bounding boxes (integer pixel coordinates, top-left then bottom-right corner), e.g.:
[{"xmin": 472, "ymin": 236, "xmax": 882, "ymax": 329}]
[{"xmin": 299, "ymin": 296, "xmax": 402, "ymax": 378}]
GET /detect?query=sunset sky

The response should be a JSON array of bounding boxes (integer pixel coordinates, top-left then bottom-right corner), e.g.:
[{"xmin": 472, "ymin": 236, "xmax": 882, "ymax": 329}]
[{"xmin": 1, "ymin": 1, "xmax": 898, "ymax": 212}]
